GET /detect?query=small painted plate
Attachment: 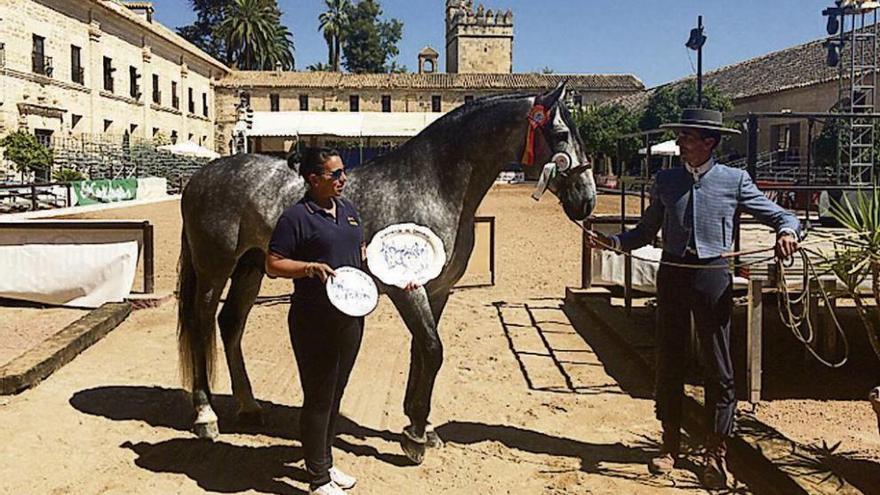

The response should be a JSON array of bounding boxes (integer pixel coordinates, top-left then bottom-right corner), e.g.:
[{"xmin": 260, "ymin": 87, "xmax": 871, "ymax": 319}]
[
  {"xmin": 325, "ymin": 266, "xmax": 379, "ymax": 317},
  {"xmin": 366, "ymin": 223, "xmax": 447, "ymax": 288}
]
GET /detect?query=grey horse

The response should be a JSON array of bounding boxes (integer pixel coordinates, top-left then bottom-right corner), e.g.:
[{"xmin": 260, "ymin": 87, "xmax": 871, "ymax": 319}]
[{"xmin": 177, "ymin": 82, "xmax": 597, "ymax": 464}]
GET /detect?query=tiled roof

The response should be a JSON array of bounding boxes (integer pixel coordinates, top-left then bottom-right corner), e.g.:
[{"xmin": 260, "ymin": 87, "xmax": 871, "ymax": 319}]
[
  {"xmin": 603, "ymin": 34, "xmax": 846, "ymax": 110},
  {"xmin": 218, "ymin": 71, "xmax": 644, "ymax": 91},
  {"xmin": 122, "ymin": 1, "xmax": 154, "ymax": 8}
]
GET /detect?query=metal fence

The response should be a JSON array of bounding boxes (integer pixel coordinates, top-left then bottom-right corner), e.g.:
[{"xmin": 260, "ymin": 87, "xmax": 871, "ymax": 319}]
[{"xmin": 29, "ymin": 134, "xmax": 208, "ymax": 193}]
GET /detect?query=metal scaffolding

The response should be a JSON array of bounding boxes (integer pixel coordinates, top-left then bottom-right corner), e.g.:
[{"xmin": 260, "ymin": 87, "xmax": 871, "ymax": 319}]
[{"xmin": 838, "ymin": 6, "xmax": 878, "ymax": 184}]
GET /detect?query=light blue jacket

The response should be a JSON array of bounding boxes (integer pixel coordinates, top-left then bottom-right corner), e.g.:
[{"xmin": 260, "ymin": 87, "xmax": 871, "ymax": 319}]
[{"xmin": 611, "ymin": 163, "xmax": 801, "ymax": 259}]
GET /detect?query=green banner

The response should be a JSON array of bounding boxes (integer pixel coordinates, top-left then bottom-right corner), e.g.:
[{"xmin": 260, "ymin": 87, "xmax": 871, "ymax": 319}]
[{"xmin": 72, "ymin": 179, "xmax": 138, "ymax": 205}]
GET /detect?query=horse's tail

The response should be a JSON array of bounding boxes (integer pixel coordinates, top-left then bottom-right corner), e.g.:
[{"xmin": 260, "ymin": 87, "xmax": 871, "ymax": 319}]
[{"xmin": 177, "ymin": 225, "xmax": 215, "ymax": 391}]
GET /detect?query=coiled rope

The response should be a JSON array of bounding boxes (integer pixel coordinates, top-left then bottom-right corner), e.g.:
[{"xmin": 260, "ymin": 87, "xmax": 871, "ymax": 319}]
[{"xmin": 575, "ymin": 220, "xmax": 867, "ymax": 368}]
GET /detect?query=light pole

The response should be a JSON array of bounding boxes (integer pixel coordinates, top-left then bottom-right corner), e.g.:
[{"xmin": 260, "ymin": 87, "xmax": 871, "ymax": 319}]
[{"xmin": 686, "ymin": 15, "xmax": 707, "ymax": 108}]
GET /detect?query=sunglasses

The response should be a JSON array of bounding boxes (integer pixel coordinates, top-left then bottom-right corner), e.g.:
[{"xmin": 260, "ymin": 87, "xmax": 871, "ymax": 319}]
[{"xmin": 319, "ymin": 168, "xmax": 346, "ymax": 180}]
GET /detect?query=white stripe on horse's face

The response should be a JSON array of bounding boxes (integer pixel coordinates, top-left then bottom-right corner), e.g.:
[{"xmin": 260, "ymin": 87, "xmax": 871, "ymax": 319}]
[{"xmin": 544, "ymin": 104, "xmax": 596, "ymax": 221}]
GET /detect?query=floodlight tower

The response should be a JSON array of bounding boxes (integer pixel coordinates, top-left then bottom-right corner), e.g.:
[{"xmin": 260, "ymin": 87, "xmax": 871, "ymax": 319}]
[{"xmin": 824, "ymin": 0, "xmax": 880, "ymax": 185}]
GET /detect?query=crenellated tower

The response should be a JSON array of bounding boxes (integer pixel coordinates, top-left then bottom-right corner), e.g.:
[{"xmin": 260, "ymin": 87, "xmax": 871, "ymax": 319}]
[{"xmin": 445, "ymin": 0, "xmax": 513, "ymax": 73}]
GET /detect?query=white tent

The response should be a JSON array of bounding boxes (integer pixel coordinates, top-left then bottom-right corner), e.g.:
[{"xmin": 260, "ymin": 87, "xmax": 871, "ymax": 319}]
[
  {"xmin": 248, "ymin": 111, "xmax": 445, "ymax": 138},
  {"xmin": 157, "ymin": 141, "xmax": 220, "ymax": 159},
  {"xmin": 638, "ymin": 139, "xmax": 679, "ymax": 156}
]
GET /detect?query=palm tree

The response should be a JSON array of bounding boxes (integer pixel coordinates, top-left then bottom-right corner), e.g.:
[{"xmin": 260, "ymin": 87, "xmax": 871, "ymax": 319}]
[
  {"xmin": 318, "ymin": 0, "xmax": 350, "ymax": 72},
  {"xmin": 218, "ymin": 0, "xmax": 295, "ymax": 70},
  {"xmin": 306, "ymin": 62, "xmax": 332, "ymax": 72}
]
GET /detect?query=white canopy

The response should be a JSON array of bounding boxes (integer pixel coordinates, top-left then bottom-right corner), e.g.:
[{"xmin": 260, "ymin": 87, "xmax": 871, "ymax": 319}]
[
  {"xmin": 638, "ymin": 139, "xmax": 679, "ymax": 156},
  {"xmin": 157, "ymin": 141, "xmax": 220, "ymax": 159},
  {"xmin": 248, "ymin": 111, "xmax": 445, "ymax": 138}
]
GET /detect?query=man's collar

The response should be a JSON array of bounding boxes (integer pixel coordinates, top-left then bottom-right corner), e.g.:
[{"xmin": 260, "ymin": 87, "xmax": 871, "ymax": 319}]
[{"xmin": 685, "ymin": 157, "xmax": 715, "ymax": 181}]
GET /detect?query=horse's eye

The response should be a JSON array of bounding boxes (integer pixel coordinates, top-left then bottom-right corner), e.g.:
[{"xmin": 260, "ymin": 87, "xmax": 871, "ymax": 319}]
[{"xmin": 552, "ymin": 130, "xmax": 569, "ymax": 140}]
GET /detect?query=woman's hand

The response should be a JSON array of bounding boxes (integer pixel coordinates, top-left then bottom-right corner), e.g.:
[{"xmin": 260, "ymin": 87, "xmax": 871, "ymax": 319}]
[
  {"xmin": 403, "ymin": 281, "xmax": 420, "ymax": 292},
  {"xmin": 306, "ymin": 262, "xmax": 336, "ymax": 283}
]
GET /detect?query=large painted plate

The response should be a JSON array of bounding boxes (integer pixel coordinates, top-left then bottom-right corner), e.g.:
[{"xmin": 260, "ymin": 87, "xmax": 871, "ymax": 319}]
[
  {"xmin": 325, "ymin": 266, "xmax": 379, "ymax": 317},
  {"xmin": 366, "ymin": 223, "xmax": 447, "ymax": 288}
]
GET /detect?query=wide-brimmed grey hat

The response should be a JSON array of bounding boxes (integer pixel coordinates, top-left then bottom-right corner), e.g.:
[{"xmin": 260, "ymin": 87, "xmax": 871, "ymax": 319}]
[{"xmin": 659, "ymin": 108, "xmax": 740, "ymax": 135}]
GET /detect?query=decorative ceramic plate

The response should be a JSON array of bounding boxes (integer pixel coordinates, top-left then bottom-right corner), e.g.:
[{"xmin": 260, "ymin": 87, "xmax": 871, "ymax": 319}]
[
  {"xmin": 325, "ymin": 266, "xmax": 379, "ymax": 317},
  {"xmin": 366, "ymin": 223, "xmax": 447, "ymax": 288}
]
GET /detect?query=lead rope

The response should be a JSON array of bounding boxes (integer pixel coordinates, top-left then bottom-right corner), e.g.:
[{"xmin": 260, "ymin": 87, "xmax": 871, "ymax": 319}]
[
  {"xmin": 775, "ymin": 249, "xmax": 850, "ymax": 368},
  {"xmin": 572, "ymin": 219, "xmax": 864, "ymax": 368}
]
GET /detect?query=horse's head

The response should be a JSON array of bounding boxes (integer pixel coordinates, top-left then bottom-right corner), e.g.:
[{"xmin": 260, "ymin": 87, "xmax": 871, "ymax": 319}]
[{"xmin": 526, "ymin": 82, "xmax": 596, "ymax": 221}]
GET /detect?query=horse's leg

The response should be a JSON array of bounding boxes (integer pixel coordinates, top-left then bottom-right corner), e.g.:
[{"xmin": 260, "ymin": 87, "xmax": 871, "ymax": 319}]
[
  {"xmin": 218, "ymin": 250, "xmax": 265, "ymax": 425},
  {"xmin": 422, "ymin": 290, "xmax": 450, "ymax": 449},
  {"xmin": 387, "ymin": 286, "xmax": 444, "ymax": 464},
  {"xmin": 191, "ymin": 274, "xmax": 226, "ymax": 439}
]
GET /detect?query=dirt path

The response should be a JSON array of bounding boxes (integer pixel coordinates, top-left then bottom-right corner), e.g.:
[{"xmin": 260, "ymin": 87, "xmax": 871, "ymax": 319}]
[{"xmin": 0, "ymin": 187, "xmax": 716, "ymax": 494}]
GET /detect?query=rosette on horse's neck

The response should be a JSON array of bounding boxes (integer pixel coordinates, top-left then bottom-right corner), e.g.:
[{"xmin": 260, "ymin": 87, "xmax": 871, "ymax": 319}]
[{"xmin": 520, "ymin": 103, "xmax": 550, "ymax": 166}]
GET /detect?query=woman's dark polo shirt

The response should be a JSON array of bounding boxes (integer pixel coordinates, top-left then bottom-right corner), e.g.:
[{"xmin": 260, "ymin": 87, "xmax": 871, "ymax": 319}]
[{"xmin": 268, "ymin": 196, "xmax": 363, "ymax": 307}]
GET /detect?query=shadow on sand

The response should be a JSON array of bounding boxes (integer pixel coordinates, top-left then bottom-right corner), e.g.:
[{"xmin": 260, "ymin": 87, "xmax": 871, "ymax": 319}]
[{"xmin": 67, "ymin": 384, "xmax": 713, "ymax": 493}]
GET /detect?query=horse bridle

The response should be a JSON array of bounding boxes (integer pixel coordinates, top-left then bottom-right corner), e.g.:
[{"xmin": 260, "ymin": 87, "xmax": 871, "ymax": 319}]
[{"xmin": 523, "ymin": 101, "xmax": 590, "ymax": 200}]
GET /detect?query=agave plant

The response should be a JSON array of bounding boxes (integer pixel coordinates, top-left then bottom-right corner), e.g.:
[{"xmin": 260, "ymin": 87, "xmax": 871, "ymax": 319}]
[{"xmin": 820, "ymin": 185, "xmax": 880, "ymax": 359}]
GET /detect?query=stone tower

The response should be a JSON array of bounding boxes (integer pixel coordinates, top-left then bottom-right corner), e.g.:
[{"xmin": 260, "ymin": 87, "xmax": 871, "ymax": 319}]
[
  {"xmin": 418, "ymin": 46, "xmax": 440, "ymax": 73},
  {"xmin": 445, "ymin": 0, "xmax": 513, "ymax": 74}
]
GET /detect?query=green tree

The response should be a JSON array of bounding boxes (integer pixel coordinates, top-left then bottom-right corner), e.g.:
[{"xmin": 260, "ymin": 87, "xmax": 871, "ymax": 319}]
[
  {"xmin": 573, "ymin": 104, "xmax": 640, "ymax": 176},
  {"xmin": 341, "ymin": 0, "xmax": 403, "ymax": 74},
  {"xmin": 0, "ymin": 131, "xmax": 53, "ymax": 179},
  {"xmin": 52, "ymin": 167, "xmax": 86, "ymax": 182},
  {"xmin": 319, "ymin": 0, "xmax": 350, "ymax": 72},
  {"xmin": 153, "ymin": 131, "xmax": 171, "ymax": 146},
  {"xmin": 177, "ymin": 0, "xmax": 232, "ymax": 62},
  {"xmin": 218, "ymin": 0, "xmax": 295, "ymax": 70},
  {"xmin": 306, "ymin": 62, "xmax": 333, "ymax": 72},
  {"xmin": 639, "ymin": 84, "xmax": 732, "ymax": 131}
]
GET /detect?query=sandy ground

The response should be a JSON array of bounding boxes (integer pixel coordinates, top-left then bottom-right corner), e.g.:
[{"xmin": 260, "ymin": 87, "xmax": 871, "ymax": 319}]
[
  {"xmin": 0, "ymin": 305, "xmax": 87, "ymax": 367},
  {"xmin": 0, "ymin": 187, "xmax": 724, "ymax": 494},
  {"xmin": 1, "ymin": 184, "xmax": 878, "ymax": 493}
]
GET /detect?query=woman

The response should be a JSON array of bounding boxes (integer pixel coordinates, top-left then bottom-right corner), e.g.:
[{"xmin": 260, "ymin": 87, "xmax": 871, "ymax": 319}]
[{"xmin": 266, "ymin": 147, "xmax": 362, "ymax": 495}]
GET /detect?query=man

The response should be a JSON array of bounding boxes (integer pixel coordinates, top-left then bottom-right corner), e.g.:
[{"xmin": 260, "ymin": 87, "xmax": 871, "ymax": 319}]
[{"xmin": 586, "ymin": 108, "xmax": 800, "ymax": 489}]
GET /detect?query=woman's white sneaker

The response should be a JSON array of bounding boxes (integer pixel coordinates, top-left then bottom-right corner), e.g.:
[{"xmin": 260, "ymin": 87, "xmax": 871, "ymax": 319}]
[
  {"xmin": 310, "ymin": 481, "xmax": 345, "ymax": 495},
  {"xmin": 329, "ymin": 467, "xmax": 357, "ymax": 490}
]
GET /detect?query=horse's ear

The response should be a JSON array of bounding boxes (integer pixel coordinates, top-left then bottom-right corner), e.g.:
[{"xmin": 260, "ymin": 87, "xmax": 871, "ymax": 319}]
[{"xmin": 539, "ymin": 80, "xmax": 568, "ymax": 108}]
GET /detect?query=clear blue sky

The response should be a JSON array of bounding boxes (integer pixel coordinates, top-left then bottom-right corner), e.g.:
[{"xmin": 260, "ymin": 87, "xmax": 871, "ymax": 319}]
[{"xmin": 151, "ymin": 0, "xmax": 835, "ymax": 87}]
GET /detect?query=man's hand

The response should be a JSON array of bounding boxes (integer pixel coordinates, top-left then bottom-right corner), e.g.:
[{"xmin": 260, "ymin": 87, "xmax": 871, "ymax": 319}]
[
  {"xmin": 775, "ymin": 232, "xmax": 799, "ymax": 260},
  {"xmin": 584, "ymin": 230, "xmax": 613, "ymax": 250}
]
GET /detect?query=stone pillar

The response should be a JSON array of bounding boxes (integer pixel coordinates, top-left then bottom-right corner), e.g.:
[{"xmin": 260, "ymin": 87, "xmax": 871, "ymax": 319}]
[
  {"xmin": 87, "ymin": 16, "xmax": 101, "ymax": 135},
  {"xmin": 141, "ymin": 43, "xmax": 151, "ymax": 142},
  {"xmin": 180, "ymin": 60, "xmax": 188, "ymax": 142}
]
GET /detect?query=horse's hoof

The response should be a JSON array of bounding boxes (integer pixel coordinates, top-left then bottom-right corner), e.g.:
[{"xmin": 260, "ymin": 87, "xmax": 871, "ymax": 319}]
[
  {"xmin": 400, "ymin": 435, "xmax": 427, "ymax": 465},
  {"xmin": 238, "ymin": 410, "xmax": 264, "ymax": 426},
  {"xmin": 193, "ymin": 421, "xmax": 219, "ymax": 440},
  {"xmin": 425, "ymin": 429, "xmax": 444, "ymax": 449}
]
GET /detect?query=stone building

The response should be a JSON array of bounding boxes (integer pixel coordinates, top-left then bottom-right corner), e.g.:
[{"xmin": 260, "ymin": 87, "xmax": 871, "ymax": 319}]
[
  {"xmin": 214, "ymin": 72, "xmax": 644, "ymax": 155},
  {"xmin": 606, "ymin": 35, "xmax": 856, "ymax": 172},
  {"xmin": 212, "ymin": 1, "xmax": 641, "ymax": 156},
  {"xmin": 445, "ymin": 0, "xmax": 513, "ymax": 74},
  {"xmin": 0, "ymin": 0, "xmax": 228, "ymax": 150}
]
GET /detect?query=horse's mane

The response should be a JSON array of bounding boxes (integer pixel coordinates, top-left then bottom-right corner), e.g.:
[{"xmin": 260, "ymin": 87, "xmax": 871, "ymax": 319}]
[{"xmin": 356, "ymin": 93, "xmax": 534, "ymax": 170}]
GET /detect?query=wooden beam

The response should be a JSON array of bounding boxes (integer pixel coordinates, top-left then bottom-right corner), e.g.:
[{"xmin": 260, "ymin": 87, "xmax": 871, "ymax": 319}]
[{"xmin": 747, "ymin": 276, "xmax": 765, "ymax": 404}]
